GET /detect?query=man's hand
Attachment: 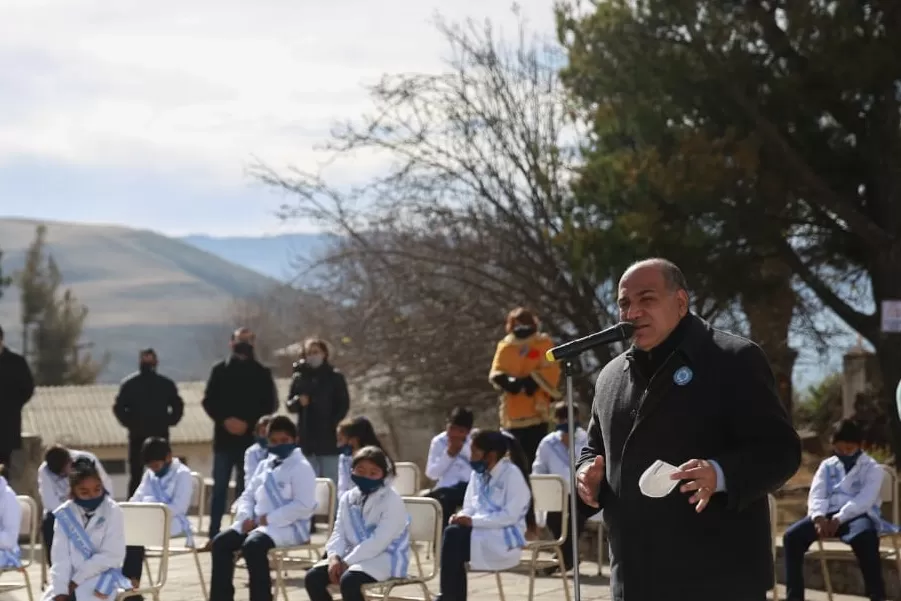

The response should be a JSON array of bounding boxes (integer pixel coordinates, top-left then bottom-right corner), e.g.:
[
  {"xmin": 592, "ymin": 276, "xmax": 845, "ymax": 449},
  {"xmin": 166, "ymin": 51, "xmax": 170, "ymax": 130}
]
[
  {"xmin": 69, "ymin": 582, "xmax": 77, "ymax": 595},
  {"xmin": 259, "ymin": 515, "xmax": 268, "ymax": 526},
  {"xmin": 298, "ymin": 394, "xmax": 310, "ymax": 407},
  {"xmin": 328, "ymin": 556, "xmax": 346, "ymax": 584},
  {"xmin": 241, "ymin": 519, "xmax": 256, "ymax": 533},
  {"xmin": 224, "ymin": 417, "xmax": 248, "ymax": 436},
  {"xmin": 447, "ymin": 437, "xmax": 464, "ymax": 457},
  {"xmin": 671, "ymin": 459, "xmax": 718, "ymax": 513},
  {"xmin": 577, "ymin": 456, "xmax": 605, "ymax": 508}
]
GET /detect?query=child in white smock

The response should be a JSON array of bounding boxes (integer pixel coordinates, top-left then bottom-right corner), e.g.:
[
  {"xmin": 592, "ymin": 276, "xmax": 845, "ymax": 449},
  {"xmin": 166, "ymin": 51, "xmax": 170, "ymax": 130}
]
[{"xmin": 305, "ymin": 446, "xmax": 410, "ymax": 601}]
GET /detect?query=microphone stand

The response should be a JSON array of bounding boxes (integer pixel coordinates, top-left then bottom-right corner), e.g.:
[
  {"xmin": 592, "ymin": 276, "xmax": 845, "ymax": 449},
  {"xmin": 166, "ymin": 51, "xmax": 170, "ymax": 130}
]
[{"xmin": 563, "ymin": 358, "xmax": 583, "ymax": 601}]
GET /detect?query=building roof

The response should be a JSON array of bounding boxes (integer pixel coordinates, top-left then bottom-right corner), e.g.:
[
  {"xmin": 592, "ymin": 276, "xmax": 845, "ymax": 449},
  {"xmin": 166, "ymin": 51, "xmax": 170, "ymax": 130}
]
[{"xmin": 22, "ymin": 378, "xmax": 294, "ymax": 449}]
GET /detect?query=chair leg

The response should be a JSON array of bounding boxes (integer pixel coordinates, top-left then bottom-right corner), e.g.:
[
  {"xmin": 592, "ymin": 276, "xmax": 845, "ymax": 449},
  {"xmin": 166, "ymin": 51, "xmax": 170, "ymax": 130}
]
[
  {"xmin": 596, "ymin": 526, "xmax": 604, "ymax": 576},
  {"xmin": 193, "ymin": 549, "xmax": 210, "ymax": 601},
  {"xmin": 555, "ymin": 547, "xmax": 572, "ymax": 601},
  {"xmin": 277, "ymin": 555, "xmax": 290, "ymax": 601},
  {"xmin": 815, "ymin": 540, "xmax": 833, "ymax": 601},
  {"xmin": 418, "ymin": 581, "xmax": 433, "ymax": 601},
  {"xmin": 413, "ymin": 545, "xmax": 425, "ymax": 579},
  {"xmin": 21, "ymin": 568, "xmax": 34, "ymax": 601},
  {"xmin": 495, "ymin": 572, "xmax": 506, "ymax": 601},
  {"xmin": 526, "ymin": 549, "xmax": 539, "ymax": 601}
]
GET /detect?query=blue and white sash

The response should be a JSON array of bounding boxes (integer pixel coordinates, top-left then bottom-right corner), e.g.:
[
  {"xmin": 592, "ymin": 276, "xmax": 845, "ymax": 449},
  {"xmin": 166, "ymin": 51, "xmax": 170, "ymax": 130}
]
[
  {"xmin": 477, "ymin": 474, "xmax": 526, "ymax": 550},
  {"xmin": 0, "ymin": 547, "xmax": 21, "ymax": 568},
  {"xmin": 347, "ymin": 501, "xmax": 410, "ymax": 578},
  {"xmin": 824, "ymin": 462, "xmax": 901, "ymax": 535},
  {"xmin": 262, "ymin": 471, "xmax": 311, "ymax": 544},
  {"xmin": 148, "ymin": 475, "xmax": 195, "ymax": 547},
  {"xmin": 338, "ymin": 454, "xmax": 353, "ymax": 496},
  {"xmin": 55, "ymin": 506, "xmax": 132, "ymax": 595}
]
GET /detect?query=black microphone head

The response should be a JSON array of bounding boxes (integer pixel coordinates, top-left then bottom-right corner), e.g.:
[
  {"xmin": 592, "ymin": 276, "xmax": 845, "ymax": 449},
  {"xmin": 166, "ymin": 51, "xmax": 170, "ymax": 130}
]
[{"xmin": 617, "ymin": 322, "xmax": 636, "ymax": 339}]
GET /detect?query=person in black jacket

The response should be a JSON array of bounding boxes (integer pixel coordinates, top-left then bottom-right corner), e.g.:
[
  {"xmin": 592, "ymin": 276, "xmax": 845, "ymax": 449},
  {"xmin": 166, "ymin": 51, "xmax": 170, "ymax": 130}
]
[
  {"xmin": 0, "ymin": 325, "xmax": 35, "ymax": 478},
  {"xmin": 201, "ymin": 327, "xmax": 278, "ymax": 545},
  {"xmin": 113, "ymin": 348, "xmax": 184, "ymax": 497},
  {"xmin": 286, "ymin": 338, "xmax": 350, "ymax": 484},
  {"xmin": 575, "ymin": 258, "xmax": 801, "ymax": 601}
]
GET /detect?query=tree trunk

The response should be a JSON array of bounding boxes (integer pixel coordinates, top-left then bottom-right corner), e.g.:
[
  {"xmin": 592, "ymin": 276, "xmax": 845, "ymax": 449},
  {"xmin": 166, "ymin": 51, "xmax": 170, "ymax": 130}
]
[{"xmin": 741, "ymin": 256, "xmax": 797, "ymax": 421}]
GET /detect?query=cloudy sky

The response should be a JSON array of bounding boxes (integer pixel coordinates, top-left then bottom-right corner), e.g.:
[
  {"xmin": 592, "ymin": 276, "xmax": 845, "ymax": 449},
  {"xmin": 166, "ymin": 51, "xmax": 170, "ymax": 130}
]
[{"xmin": 0, "ymin": 0, "xmax": 557, "ymax": 236}]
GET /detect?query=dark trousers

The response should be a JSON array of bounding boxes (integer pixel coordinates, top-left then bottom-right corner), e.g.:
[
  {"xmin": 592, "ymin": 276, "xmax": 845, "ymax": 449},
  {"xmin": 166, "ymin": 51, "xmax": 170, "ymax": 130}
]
[
  {"xmin": 210, "ymin": 529, "xmax": 275, "ymax": 601},
  {"xmin": 305, "ymin": 563, "xmax": 377, "ymax": 601},
  {"xmin": 208, "ymin": 448, "xmax": 247, "ymax": 538},
  {"xmin": 426, "ymin": 482, "xmax": 468, "ymax": 529},
  {"xmin": 42, "ymin": 513, "xmax": 55, "ymax": 566},
  {"xmin": 437, "ymin": 524, "xmax": 471, "ymax": 601},
  {"xmin": 783, "ymin": 514, "xmax": 885, "ymax": 601},
  {"xmin": 506, "ymin": 423, "xmax": 548, "ymax": 469},
  {"xmin": 546, "ymin": 503, "xmax": 588, "ymax": 570}
]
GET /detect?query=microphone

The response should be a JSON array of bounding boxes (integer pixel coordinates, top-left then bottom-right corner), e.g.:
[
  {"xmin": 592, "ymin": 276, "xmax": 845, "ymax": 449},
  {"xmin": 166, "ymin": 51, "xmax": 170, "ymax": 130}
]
[{"xmin": 545, "ymin": 322, "xmax": 636, "ymax": 362}]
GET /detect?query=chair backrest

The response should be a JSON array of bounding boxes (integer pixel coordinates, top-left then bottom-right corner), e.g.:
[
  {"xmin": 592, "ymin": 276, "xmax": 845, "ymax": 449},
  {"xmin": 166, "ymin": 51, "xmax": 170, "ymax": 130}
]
[
  {"xmin": 392, "ymin": 462, "xmax": 421, "ymax": 496},
  {"xmin": 403, "ymin": 496, "xmax": 441, "ymax": 581},
  {"xmin": 120, "ymin": 502, "xmax": 172, "ymax": 590},
  {"xmin": 16, "ymin": 496, "xmax": 38, "ymax": 568},
  {"xmin": 878, "ymin": 464, "xmax": 899, "ymax": 524},
  {"xmin": 314, "ymin": 478, "xmax": 337, "ymax": 532},
  {"xmin": 530, "ymin": 475, "xmax": 568, "ymax": 542},
  {"xmin": 190, "ymin": 471, "xmax": 205, "ymax": 516}
]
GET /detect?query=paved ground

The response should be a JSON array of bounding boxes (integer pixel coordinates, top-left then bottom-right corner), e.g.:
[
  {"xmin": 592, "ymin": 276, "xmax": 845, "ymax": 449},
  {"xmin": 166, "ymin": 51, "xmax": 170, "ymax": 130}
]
[{"xmin": 0, "ymin": 517, "xmax": 871, "ymax": 601}]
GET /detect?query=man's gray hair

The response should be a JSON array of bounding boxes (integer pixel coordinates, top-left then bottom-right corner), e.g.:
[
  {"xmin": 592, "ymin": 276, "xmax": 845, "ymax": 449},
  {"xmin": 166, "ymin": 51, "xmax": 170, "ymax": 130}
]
[{"xmin": 626, "ymin": 258, "xmax": 689, "ymax": 293}]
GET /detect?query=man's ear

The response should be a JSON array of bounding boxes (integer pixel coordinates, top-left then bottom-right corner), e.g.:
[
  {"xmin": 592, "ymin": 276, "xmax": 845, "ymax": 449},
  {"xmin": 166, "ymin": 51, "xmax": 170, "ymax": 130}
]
[{"xmin": 677, "ymin": 289, "xmax": 690, "ymax": 316}]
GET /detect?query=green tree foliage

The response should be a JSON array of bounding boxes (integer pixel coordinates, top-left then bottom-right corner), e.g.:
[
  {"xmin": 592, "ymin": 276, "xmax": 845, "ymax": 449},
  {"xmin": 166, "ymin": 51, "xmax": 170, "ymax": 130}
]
[
  {"xmin": 558, "ymin": 1, "xmax": 901, "ymax": 447},
  {"xmin": 16, "ymin": 225, "xmax": 106, "ymax": 385}
]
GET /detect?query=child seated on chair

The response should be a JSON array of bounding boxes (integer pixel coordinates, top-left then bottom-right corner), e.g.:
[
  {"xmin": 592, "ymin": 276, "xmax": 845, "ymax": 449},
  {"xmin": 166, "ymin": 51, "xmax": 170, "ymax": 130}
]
[
  {"xmin": 434, "ymin": 429, "xmax": 533, "ymax": 601},
  {"xmin": 335, "ymin": 417, "xmax": 394, "ymax": 498},
  {"xmin": 531, "ymin": 401, "xmax": 589, "ymax": 574},
  {"xmin": 783, "ymin": 419, "xmax": 891, "ymax": 601},
  {"xmin": 305, "ymin": 446, "xmax": 410, "ymax": 601},
  {"xmin": 0, "ymin": 464, "xmax": 23, "ymax": 570},
  {"xmin": 38, "ymin": 445, "xmax": 115, "ymax": 568},
  {"xmin": 209, "ymin": 415, "xmax": 317, "ymax": 601},
  {"xmin": 124, "ymin": 437, "xmax": 196, "ymax": 591},
  {"xmin": 43, "ymin": 458, "xmax": 133, "ymax": 601},
  {"xmin": 425, "ymin": 407, "xmax": 474, "ymax": 529},
  {"xmin": 229, "ymin": 415, "xmax": 274, "ymax": 516}
]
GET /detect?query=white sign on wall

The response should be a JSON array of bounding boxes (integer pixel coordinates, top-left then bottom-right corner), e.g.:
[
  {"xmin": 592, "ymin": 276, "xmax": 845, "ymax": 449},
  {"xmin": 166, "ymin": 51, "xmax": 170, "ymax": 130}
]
[{"xmin": 881, "ymin": 300, "xmax": 901, "ymax": 333}]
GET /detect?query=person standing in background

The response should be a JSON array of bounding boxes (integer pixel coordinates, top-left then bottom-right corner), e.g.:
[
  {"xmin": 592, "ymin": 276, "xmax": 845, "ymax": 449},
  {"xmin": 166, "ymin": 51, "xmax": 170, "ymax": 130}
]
[
  {"xmin": 0, "ymin": 325, "xmax": 35, "ymax": 479},
  {"xmin": 201, "ymin": 327, "xmax": 278, "ymax": 548},
  {"xmin": 287, "ymin": 338, "xmax": 350, "ymax": 484},
  {"xmin": 488, "ymin": 308, "xmax": 561, "ymax": 467},
  {"xmin": 113, "ymin": 348, "xmax": 184, "ymax": 497}
]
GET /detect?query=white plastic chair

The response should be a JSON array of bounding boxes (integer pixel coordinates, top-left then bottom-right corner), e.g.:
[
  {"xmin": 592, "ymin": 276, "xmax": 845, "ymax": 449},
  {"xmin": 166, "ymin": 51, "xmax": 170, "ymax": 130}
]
[
  {"xmin": 358, "ymin": 496, "xmax": 441, "ymax": 601},
  {"xmin": 141, "ymin": 472, "xmax": 209, "ymax": 601},
  {"xmin": 0, "ymin": 496, "xmax": 37, "ymax": 601},
  {"xmin": 392, "ymin": 463, "xmax": 422, "ymax": 497},
  {"xmin": 813, "ymin": 464, "xmax": 901, "ymax": 601},
  {"xmin": 116, "ymin": 502, "xmax": 172, "ymax": 601}
]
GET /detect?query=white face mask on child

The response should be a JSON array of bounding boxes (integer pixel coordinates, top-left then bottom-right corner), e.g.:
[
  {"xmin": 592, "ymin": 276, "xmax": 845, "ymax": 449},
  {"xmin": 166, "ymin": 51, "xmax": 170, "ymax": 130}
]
[{"xmin": 306, "ymin": 355, "xmax": 324, "ymax": 368}]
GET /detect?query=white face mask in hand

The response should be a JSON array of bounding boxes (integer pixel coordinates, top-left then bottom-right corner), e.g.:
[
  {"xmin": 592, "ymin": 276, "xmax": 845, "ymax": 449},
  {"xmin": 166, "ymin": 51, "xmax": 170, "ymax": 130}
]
[{"xmin": 638, "ymin": 460, "xmax": 681, "ymax": 498}]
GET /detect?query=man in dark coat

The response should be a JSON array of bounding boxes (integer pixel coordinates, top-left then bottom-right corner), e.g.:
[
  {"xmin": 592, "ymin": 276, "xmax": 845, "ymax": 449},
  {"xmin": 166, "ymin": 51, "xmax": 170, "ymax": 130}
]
[
  {"xmin": 576, "ymin": 258, "xmax": 801, "ymax": 601},
  {"xmin": 201, "ymin": 327, "xmax": 278, "ymax": 545},
  {"xmin": 0, "ymin": 325, "xmax": 35, "ymax": 477},
  {"xmin": 113, "ymin": 348, "xmax": 184, "ymax": 497}
]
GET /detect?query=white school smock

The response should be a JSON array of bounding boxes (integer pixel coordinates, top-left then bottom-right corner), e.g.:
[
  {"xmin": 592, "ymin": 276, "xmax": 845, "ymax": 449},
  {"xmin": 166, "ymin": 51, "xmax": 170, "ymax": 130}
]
[
  {"xmin": 0, "ymin": 477, "xmax": 22, "ymax": 568},
  {"xmin": 425, "ymin": 432, "xmax": 472, "ymax": 489},
  {"xmin": 460, "ymin": 458, "xmax": 531, "ymax": 571},
  {"xmin": 531, "ymin": 428, "xmax": 588, "ymax": 494},
  {"xmin": 244, "ymin": 443, "xmax": 268, "ymax": 489},
  {"xmin": 808, "ymin": 452, "xmax": 899, "ymax": 532},
  {"xmin": 42, "ymin": 497, "xmax": 130, "ymax": 601},
  {"xmin": 38, "ymin": 449, "xmax": 115, "ymax": 514},
  {"xmin": 319, "ymin": 485, "xmax": 411, "ymax": 581},
  {"xmin": 129, "ymin": 458, "xmax": 195, "ymax": 544},
  {"xmin": 231, "ymin": 448, "xmax": 318, "ymax": 547}
]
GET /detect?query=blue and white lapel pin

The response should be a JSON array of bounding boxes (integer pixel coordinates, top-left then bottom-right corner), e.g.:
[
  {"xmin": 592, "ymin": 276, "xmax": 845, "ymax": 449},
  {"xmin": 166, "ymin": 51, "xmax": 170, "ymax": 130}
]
[{"xmin": 673, "ymin": 366, "xmax": 693, "ymax": 386}]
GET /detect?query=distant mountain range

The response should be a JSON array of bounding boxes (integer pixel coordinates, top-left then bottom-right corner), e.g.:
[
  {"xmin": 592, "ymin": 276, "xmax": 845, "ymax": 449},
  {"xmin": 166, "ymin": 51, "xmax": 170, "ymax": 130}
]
[
  {"xmin": 0, "ymin": 218, "xmax": 280, "ymax": 383},
  {"xmin": 178, "ymin": 233, "xmax": 332, "ymax": 282}
]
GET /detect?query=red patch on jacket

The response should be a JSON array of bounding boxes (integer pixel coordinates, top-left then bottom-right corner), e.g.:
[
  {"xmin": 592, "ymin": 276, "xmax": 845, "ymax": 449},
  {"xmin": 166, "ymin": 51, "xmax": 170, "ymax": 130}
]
[{"xmin": 526, "ymin": 349, "xmax": 540, "ymax": 359}]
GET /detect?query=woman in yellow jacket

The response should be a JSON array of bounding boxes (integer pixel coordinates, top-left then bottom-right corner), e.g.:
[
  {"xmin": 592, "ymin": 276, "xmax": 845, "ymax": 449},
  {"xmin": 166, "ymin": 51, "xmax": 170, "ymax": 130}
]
[{"xmin": 488, "ymin": 307, "xmax": 562, "ymax": 466}]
